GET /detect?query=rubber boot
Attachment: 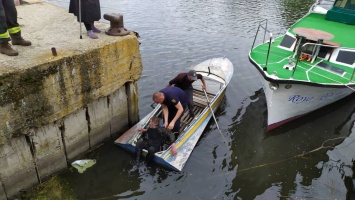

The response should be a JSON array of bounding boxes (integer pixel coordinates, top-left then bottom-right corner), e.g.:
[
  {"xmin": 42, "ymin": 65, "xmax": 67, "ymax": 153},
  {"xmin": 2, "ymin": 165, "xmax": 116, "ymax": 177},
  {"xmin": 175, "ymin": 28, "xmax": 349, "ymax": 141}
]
[
  {"xmin": 11, "ymin": 37, "xmax": 31, "ymax": 46},
  {"xmin": 0, "ymin": 41, "xmax": 18, "ymax": 56}
]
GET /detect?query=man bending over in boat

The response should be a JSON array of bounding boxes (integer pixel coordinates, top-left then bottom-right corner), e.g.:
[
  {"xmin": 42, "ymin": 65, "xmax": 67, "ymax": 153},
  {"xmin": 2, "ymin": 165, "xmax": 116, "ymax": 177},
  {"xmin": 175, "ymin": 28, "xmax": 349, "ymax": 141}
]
[
  {"xmin": 136, "ymin": 117, "xmax": 177, "ymax": 164},
  {"xmin": 152, "ymin": 87, "xmax": 187, "ymax": 138},
  {"xmin": 166, "ymin": 70, "xmax": 206, "ymax": 118}
]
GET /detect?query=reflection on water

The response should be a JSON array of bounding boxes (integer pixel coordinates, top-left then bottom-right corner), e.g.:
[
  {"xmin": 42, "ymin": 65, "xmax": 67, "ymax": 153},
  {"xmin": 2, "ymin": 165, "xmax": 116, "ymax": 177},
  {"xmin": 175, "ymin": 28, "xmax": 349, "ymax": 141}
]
[
  {"xmin": 229, "ymin": 92, "xmax": 355, "ymax": 199},
  {"xmin": 31, "ymin": 0, "xmax": 355, "ymax": 199}
]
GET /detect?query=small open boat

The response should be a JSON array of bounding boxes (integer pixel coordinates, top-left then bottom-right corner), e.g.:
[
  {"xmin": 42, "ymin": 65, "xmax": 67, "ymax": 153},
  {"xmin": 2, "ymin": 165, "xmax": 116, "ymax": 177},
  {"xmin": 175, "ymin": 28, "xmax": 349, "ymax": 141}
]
[
  {"xmin": 115, "ymin": 57, "xmax": 233, "ymax": 171},
  {"xmin": 249, "ymin": 0, "xmax": 355, "ymax": 131}
]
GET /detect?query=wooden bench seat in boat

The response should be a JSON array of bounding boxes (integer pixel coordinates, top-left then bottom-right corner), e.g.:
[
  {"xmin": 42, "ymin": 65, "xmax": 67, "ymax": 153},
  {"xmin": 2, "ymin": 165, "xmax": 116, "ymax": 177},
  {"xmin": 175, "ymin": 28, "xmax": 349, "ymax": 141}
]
[{"xmin": 178, "ymin": 89, "xmax": 215, "ymax": 133}]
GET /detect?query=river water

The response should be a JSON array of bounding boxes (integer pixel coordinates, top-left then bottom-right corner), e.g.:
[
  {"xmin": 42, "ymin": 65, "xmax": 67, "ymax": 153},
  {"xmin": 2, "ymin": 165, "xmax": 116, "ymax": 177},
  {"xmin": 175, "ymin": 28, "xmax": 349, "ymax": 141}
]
[{"xmin": 35, "ymin": 0, "xmax": 355, "ymax": 199}]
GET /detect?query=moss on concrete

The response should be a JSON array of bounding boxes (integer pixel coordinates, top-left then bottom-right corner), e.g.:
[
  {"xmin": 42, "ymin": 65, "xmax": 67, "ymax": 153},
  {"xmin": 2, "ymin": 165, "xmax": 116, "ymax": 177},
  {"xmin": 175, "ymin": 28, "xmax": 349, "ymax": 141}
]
[
  {"xmin": 0, "ymin": 35, "xmax": 142, "ymax": 145},
  {"xmin": 19, "ymin": 176, "xmax": 76, "ymax": 200}
]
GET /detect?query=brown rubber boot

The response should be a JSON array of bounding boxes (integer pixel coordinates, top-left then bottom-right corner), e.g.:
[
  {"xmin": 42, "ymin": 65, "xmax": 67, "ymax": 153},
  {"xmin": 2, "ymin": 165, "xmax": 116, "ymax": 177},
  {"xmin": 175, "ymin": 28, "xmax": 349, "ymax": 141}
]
[
  {"xmin": 0, "ymin": 41, "xmax": 19, "ymax": 56},
  {"xmin": 11, "ymin": 37, "xmax": 31, "ymax": 46}
]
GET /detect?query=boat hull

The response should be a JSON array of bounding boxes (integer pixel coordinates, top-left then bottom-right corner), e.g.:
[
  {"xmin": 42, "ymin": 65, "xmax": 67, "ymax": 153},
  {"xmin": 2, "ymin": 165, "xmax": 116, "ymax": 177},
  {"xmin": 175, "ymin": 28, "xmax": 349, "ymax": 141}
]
[
  {"xmin": 155, "ymin": 89, "xmax": 225, "ymax": 171},
  {"xmin": 260, "ymin": 78, "xmax": 355, "ymax": 131}
]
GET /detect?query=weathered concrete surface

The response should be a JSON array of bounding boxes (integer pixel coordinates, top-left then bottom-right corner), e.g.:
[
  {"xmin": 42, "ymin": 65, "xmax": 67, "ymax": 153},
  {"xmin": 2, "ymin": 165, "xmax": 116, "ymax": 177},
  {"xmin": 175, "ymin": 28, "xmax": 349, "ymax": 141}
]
[
  {"xmin": 126, "ymin": 82, "xmax": 140, "ymax": 126},
  {"xmin": 62, "ymin": 108, "xmax": 89, "ymax": 161},
  {"xmin": 110, "ymin": 86, "xmax": 129, "ymax": 137},
  {"xmin": 0, "ymin": 1, "xmax": 142, "ymax": 144},
  {"xmin": 0, "ymin": 137, "xmax": 38, "ymax": 199},
  {"xmin": 31, "ymin": 123, "xmax": 67, "ymax": 180},
  {"xmin": 88, "ymin": 96, "xmax": 111, "ymax": 147}
]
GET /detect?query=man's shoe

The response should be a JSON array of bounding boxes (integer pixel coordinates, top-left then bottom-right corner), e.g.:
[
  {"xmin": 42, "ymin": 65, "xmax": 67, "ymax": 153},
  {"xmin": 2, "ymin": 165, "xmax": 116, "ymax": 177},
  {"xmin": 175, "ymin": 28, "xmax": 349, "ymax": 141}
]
[
  {"xmin": 0, "ymin": 42, "xmax": 18, "ymax": 56},
  {"xmin": 11, "ymin": 37, "xmax": 31, "ymax": 46}
]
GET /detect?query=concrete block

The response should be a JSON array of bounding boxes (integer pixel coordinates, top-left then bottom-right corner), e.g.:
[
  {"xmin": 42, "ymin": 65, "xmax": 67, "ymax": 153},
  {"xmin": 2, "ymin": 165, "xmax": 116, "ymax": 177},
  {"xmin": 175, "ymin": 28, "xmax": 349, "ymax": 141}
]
[
  {"xmin": 63, "ymin": 108, "xmax": 89, "ymax": 161},
  {"xmin": 126, "ymin": 82, "xmax": 139, "ymax": 126},
  {"xmin": 88, "ymin": 97, "xmax": 111, "ymax": 148},
  {"xmin": 0, "ymin": 137, "xmax": 38, "ymax": 198},
  {"xmin": 31, "ymin": 123, "xmax": 67, "ymax": 181},
  {"xmin": 110, "ymin": 87, "xmax": 128, "ymax": 136}
]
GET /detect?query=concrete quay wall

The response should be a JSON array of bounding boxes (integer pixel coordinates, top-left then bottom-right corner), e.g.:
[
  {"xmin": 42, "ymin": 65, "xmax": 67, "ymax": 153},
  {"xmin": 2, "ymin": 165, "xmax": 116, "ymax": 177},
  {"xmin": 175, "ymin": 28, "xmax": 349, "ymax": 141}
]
[{"xmin": 0, "ymin": 1, "xmax": 141, "ymax": 199}]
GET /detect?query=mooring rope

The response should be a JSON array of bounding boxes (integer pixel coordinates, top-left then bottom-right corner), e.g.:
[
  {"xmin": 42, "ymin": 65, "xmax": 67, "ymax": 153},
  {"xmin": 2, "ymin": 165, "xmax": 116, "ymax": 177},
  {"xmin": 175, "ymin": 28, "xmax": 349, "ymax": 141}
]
[{"xmin": 237, "ymin": 136, "xmax": 350, "ymax": 173}]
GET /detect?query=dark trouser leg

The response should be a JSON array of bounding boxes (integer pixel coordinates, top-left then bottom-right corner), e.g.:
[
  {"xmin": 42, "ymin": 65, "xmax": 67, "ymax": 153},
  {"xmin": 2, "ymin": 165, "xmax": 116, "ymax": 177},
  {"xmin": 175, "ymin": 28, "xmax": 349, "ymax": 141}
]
[
  {"xmin": 0, "ymin": 0, "xmax": 10, "ymax": 44},
  {"xmin": 172, "ymin": 119, "xmax": 180, "ymax": 134},
  {"xmin": 168, "ymin": 109, "xmax": 181, "ymax": 139},
  {"xmin": 172, "ymin": 119, "xmax": 181, "ymax": 140},
  {"xmin": 168, "ymin": 108, "xmax": 181, "ymax": 133},
  {"xmin": 145, "ymin": 146, "xmax": 159, "ymax": 164},
  {"xmin": 3, "ymin": 0, "xmax": 21, "ymax": 39},
  {"xmin": 135, "ymin": 139, "xmax": 146, "ymax": 162},
  {"xmin": 84, "ymin": 23, "xmax": 92, "ymax": 31},
  {"xmin": 184, "ymin": 88, "xmax": 194, "ymax": 117},
  {"xmin": 0, "ymin": 1, "xmax": 18, "ymax": 56}
]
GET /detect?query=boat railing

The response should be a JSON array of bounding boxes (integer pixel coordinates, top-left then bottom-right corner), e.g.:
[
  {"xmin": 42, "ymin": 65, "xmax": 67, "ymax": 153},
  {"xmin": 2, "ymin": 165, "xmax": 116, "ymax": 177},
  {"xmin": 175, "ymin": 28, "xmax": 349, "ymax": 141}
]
[
  {"xmin": 251, "ymin": 19, "xmax": 275, "ymax": 70},
  {"xmin": 251, "ymin": 19, "xmax": 270, "ymax": 51}
]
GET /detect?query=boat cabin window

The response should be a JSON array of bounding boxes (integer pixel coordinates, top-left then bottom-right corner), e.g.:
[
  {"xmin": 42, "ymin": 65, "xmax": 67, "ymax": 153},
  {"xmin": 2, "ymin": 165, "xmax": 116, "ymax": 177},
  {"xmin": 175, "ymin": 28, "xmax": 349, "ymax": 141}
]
[
  {"xmin": 297, "ymin": 37, "xmax": 340, "ymax": 61},
  {"xmin": 317, "ymin": 62, "xmax": 346, "ymax": 76},
  {"xmin": 334, "ymin": 0, "xmax": 355, "ymax": 9},
  {"xmin": 280, "ymin": 35, "xmax": 296, "ymax": 49},
  {"xmin": 318, "ymin": 46, "xmax": 333, "ymax": 59},
  {"xmin": 336, "ymin": 50, "xmax": 355, "ymax": 65}
]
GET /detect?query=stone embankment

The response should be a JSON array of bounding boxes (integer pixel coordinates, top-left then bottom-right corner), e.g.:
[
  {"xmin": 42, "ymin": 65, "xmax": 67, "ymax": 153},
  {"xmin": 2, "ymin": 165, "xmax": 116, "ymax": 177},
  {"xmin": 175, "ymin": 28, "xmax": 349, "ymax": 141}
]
[{"xmin": 0, "ymin": 1, "xmax": 142, "ymax": 199}]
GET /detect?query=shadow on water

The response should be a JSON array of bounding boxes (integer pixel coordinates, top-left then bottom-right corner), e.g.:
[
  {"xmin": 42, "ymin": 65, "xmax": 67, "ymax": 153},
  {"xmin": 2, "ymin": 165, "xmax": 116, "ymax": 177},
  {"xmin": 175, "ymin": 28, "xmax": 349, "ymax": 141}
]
[
  {"xmin": 195, "ymin": 96, "xmax": 228, "ymax": 147},
  {"xmin": 228, "ymin": 89, "xmax": 355, "ymax": 199}
]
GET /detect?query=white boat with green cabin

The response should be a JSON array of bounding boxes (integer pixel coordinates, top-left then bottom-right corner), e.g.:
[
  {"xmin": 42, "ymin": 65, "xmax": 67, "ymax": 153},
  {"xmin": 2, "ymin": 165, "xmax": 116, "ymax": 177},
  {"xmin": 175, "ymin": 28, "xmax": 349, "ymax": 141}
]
[
  {"xmin": 115, "ymin": 57, "xmax": 233, "ymax": 171},
  {"xmin": 249, "ymin": 0, "xmax": 355, "ymax": 131}
]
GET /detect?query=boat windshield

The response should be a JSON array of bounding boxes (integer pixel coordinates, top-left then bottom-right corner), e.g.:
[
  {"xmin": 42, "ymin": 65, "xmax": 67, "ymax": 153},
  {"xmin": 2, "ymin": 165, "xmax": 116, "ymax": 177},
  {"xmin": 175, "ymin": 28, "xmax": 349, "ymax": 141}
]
[
  {"xmin": 193, "ymin": 64, "xmax": 226, "ymax": 82},
  {"xmin": 313, "ymin": 0, "xmax": 336, "ymax": 11},
  {"xmin": 334, "ymin": 0, "xmax": 355, "ymax": 9}
]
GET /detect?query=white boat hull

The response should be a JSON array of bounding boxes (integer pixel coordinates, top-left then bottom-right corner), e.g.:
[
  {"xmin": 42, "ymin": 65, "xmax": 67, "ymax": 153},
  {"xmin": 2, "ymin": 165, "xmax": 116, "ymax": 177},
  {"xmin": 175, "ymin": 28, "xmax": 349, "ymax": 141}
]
[{"xmin": 260, "ymin": 78, "xmax": 355, "ymax": 130}]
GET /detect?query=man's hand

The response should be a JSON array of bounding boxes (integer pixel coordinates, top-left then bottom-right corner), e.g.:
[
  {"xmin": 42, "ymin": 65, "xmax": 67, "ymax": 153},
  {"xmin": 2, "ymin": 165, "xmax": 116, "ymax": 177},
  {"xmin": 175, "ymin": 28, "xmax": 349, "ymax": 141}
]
[
  {"xmin": 170, "ymin": 143, "xmax": 177, "ymax": 156},
  {"xmin": 14, "ymin": 0, "xmax": 20, "ymax": 6},
  {"xmin": 168, "ymin": 121, "xmax": 175, "ymax": 130},
  {"xmin": 202, "ymin": 85, "xmax": 206, "ymax": 90},
  {"xmin": 137, "ymin": 127, "xmax": 146, "ymax": 133}
]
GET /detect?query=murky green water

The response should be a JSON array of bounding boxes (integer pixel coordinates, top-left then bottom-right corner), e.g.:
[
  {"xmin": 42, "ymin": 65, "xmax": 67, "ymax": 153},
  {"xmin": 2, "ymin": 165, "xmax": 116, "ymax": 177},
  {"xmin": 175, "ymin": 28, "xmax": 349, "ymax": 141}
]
[{"xmin": 25, "ymin": 0, "xmax": 355, "ymax": 199}]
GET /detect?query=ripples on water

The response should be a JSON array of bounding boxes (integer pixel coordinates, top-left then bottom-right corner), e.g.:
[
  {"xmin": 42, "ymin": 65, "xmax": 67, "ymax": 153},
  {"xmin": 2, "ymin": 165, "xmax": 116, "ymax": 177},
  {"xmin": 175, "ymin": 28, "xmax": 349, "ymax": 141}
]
[{"xmin": 38, "ymin": 0, "xmax": 355, "ymax": 199}]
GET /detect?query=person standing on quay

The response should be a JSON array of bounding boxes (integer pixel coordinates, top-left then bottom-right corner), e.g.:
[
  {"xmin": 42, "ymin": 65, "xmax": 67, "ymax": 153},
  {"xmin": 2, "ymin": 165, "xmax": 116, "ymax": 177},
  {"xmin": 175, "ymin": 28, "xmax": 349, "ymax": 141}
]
[
  {"xmin": 69, "ymin": 0, "xmax": 102, "ymax": 39},
  {"xmin": 0, "ymin": 0, "xmax": 32, "ymax": 56}
]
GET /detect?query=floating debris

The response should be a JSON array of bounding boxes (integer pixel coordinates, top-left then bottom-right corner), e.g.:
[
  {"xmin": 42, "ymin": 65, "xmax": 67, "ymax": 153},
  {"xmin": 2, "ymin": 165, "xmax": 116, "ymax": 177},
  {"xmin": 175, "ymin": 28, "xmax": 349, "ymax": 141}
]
[{"xmin": 71, "ymin": 159, "xmax": 96, "ymax": 173}]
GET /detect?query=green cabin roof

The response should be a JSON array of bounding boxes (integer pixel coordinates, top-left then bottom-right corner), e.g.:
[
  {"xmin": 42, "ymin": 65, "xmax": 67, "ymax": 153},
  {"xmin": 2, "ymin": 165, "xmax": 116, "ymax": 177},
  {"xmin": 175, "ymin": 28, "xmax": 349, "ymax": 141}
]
[
  {"xmin": 290, "ymin": 12, "xmax": 355, "ymax": 48},
  {"xmin": 249, "ymin": 5, "xmax": 355, "ymax": 85}
]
